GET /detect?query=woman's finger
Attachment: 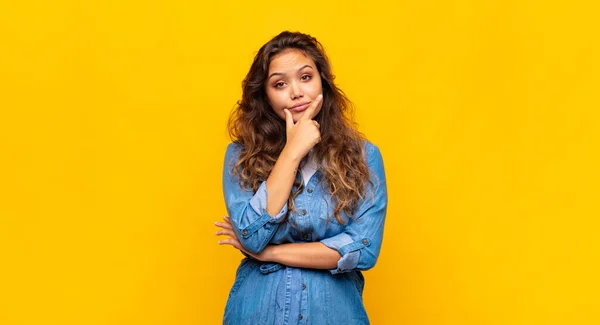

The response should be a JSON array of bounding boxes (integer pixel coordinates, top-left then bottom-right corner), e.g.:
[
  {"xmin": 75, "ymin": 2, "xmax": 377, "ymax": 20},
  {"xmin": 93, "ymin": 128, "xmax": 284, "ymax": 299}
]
[
  {"xmin": 218, "ymin": 238, "xmax": 260, "ymax": 260},
  {"xmin": 215, "ymin": 229, "xmax": 236, "ymax": 238},
  {"xmin": 300, "ymin": 93, "xmax": 323, "ymax": 121},
  {"xmin": 218, "ymin": 238, "xmax": 242, "ymax": 250},
  {"xmin": 214, "ymin": 221, "xmax": 233, "ymax": 230},
  {"xmin": 284, "ymin": 109, "xmax": 294, "ymax": 129}
]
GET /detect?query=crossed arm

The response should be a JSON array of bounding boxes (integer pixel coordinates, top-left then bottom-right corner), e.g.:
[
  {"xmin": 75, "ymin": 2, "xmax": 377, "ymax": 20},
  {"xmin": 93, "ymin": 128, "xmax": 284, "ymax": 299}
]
[{"xmin": 215, "ymin": 216, "xmax": 340, "ymax": 269}]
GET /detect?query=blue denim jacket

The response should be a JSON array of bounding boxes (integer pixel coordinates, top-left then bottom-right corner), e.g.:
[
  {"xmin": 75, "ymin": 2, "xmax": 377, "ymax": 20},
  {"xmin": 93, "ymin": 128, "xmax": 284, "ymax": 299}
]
[{"xmin": 222, "ymin": 140, "xmax": 387, "ymax": 325}]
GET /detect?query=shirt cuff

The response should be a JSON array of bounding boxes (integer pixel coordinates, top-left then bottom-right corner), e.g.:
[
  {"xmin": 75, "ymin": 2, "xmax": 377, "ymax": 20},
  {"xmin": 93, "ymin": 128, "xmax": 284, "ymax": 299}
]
[
  {"xmin": 321, "ymin": 233, "xmax": 363, "ymax": 274},
  {"xmin": 249, "ymin": 181, "xmax": 288, "ymax": 223}
]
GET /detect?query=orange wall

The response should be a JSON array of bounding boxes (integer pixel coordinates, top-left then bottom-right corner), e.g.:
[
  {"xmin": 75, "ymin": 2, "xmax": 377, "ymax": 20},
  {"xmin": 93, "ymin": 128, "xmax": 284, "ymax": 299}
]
[{"xmin": 1, "ymin": 0, "xmax": 599, "ymax": 324}]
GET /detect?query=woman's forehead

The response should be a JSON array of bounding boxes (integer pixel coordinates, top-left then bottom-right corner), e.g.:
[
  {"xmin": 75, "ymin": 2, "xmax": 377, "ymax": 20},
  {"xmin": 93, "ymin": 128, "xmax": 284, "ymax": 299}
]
[{"xmin": 269, "ymin": 49, "xmax": 315, "ymax": 72}]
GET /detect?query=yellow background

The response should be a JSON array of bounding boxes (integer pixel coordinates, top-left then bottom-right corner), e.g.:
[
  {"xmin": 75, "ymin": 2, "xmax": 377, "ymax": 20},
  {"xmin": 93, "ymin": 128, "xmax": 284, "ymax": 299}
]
[{"xmin": 1, "ymin": 0, "xmax": 599, "ymax": 324}]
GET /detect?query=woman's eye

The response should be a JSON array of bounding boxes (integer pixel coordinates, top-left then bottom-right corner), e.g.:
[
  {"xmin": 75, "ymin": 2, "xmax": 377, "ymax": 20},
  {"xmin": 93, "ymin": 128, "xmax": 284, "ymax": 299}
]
[
  {"xmin": 301, "ymin": 74, "xmax": 312, "ymax": 81},
  {"xmin": 274, "ymin": 82, "xmax": 285, "ymax": 88}
]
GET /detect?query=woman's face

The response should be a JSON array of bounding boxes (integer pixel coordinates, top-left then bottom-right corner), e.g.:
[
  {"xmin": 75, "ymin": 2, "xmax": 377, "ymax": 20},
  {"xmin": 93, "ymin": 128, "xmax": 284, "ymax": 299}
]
[{"xmin": 265, "ymin": 49, "xmax": 323, "ymax": 123}]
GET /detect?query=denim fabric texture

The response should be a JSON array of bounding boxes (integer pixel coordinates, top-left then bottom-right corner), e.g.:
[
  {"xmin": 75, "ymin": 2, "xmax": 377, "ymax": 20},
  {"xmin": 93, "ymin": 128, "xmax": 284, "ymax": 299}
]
[{"xmin": 222, "ymin": 140, "xmax": 388, "ymax": 325}]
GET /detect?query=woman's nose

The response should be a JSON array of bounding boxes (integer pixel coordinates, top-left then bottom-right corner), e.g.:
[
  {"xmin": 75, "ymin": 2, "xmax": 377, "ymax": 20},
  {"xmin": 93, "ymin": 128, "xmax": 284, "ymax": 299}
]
[{"xmin": 290, "ymin": 82, "xmax": 303, "ymax": 99}]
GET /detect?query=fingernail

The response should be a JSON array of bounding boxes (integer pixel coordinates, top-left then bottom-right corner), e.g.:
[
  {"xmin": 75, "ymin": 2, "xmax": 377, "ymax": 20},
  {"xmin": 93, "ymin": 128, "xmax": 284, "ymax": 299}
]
[{"xmin": 218, "ymin": 241, "xmax": 222, "ymax": 244}]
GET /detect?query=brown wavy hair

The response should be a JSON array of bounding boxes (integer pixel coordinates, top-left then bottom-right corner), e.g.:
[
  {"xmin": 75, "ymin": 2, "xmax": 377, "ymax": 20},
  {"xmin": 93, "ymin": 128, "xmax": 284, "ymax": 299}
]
[{"xmin": 228, "ymin": 31, "xmax": 371, "ymax": 225}]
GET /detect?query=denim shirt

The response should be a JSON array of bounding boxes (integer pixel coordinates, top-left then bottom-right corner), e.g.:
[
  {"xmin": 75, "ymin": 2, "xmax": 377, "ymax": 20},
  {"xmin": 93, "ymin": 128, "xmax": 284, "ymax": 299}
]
[{"xmin": 222, "ymin": 140, "xmax": 388, "ymax": 325}]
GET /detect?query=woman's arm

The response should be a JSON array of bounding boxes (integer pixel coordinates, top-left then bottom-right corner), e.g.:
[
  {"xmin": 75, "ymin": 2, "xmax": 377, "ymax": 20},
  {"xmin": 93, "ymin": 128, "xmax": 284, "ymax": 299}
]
[
  {"xmin": 216, "ymin": 216, "xmax": 339, "ymax": 269},
  {"xmin": 222, "ymin": 144, "xmax": 287, "ymax": 254},
  {"xmin": 265, "ymin": 242, "xmax": 340, "ymax": 269},
  {"xmin": 265, "ymin": 97, "xmax": 322, "ymax": 215},
  {"xmin": 318, "ymin": 143, "xmax": 388, "ymax": 274},
  {"xmin": 263, "ymin": 147, "xmax": 302, "ymax": 216}
]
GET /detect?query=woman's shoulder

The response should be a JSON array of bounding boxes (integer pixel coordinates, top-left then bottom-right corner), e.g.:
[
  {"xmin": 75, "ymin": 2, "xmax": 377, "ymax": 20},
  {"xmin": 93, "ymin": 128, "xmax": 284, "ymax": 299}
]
[
  {"xmin": 225, "ymin": 141, "xmax": 245, "ymax": 156},
  {"xmin": 223, "ymin": 142, "xmax": 245, "ymax": 166},
  {"xmin": 361, "ymin": 139, "xmax": 382, "ymax": 160}
]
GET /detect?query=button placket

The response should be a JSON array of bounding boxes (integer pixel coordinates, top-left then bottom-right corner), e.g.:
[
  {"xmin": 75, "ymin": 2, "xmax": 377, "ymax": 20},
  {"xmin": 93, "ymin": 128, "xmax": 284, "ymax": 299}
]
[{"xmin": 299, "ymin": 270, "xmax": 309, "ymax": 324}]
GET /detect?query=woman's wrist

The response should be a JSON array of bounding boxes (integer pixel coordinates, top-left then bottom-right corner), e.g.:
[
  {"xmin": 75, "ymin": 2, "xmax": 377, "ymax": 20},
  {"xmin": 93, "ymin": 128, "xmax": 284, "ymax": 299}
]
[
  {"xmin": 280, "ymin": 145, "xmax": 303, "ymax": 165},
  {"xmin": 261, "ymin": 245, "xmax": 278, "ymax": 263}
]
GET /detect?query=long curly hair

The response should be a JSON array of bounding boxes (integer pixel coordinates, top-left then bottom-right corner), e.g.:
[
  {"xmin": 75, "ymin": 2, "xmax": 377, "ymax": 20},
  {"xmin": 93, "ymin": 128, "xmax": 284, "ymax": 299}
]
[{"xmin": 228, "ymin": 31, "xmax": 371, "ymax": 225}]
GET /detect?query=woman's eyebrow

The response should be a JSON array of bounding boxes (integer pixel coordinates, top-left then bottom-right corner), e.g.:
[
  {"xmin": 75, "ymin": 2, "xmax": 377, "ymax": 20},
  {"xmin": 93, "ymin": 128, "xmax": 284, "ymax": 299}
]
[{"xmin": 268, "ymin": 65, "xmax": 314, "ymax": 80}]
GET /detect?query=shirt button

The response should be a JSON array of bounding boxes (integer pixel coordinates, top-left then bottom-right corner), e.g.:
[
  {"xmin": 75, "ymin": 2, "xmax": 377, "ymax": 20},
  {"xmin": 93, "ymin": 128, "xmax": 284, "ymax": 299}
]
[
  {"xmin": 307, "ymin": 188, "xmax": 313, "ymax": 193},
  {"xmin": 301, "ymin": 283, "xmax": 306, "ymax": 290},
  {"xmin": 362, "ymin": 239, "xmax": 368, "ymax": 245},
  {"xmin": 301, "ymin": 209, "xmax": 307, "ymax": 215},
  {"xmin": 299, "ymin": 314, "xmax": 303, "ymax": 320},
  {"xmin": 242, "ymin": 230, "xmax": 248, "ymax": 236}
]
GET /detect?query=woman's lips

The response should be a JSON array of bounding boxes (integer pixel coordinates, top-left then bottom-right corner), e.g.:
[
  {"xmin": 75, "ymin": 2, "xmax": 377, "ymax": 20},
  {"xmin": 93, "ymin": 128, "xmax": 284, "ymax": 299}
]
[{"xmin": 289, "ymin": 102, "xmax": 310, "ymax": 112}]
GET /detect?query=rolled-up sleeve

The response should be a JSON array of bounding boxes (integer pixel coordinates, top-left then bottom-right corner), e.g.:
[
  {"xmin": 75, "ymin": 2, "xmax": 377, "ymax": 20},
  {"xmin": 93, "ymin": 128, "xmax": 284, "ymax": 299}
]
[
  {"xmin": 320, "ymin": 143, "xmax": 388, "ymax": 274},
  {"xmin": 222, "ymin": 143, "xmax": 287, "ymax": 254}
]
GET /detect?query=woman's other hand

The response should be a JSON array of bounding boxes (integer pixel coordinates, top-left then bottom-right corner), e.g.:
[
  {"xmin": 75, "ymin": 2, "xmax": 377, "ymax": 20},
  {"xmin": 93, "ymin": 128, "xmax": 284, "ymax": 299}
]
[{"xmin": 215, "ymin": 216, "xmax": 271, "ymax": 262}]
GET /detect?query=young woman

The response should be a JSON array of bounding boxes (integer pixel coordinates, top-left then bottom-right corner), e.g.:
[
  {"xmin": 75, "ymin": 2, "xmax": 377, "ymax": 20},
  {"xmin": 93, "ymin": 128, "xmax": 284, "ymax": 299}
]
[{"xmin": 214, "ymin": 31, "xmax": 388, "ymax": 324}]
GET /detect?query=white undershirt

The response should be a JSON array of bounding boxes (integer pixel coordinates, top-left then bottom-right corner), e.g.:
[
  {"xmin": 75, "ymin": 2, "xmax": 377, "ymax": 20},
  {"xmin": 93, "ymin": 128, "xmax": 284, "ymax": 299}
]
[{"xmin": 300, "ymin": 153, "xmax": 318, "ymax": 186}]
